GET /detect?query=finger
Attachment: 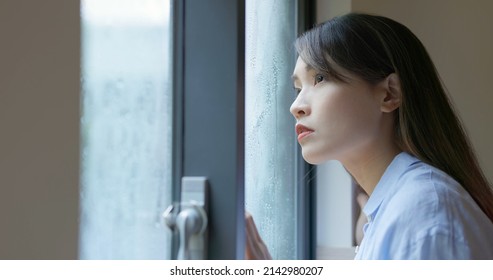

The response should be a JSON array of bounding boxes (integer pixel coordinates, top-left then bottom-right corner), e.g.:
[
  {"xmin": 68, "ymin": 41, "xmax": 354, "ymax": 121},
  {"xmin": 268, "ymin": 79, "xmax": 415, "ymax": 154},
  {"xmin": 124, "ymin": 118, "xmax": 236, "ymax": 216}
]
[
  {"xmin": 246, "ymin": 214, "xmax": 263, "ymax": 242},
  {"xmin": 245, "ymin": 215, "xmax": 268, "ymax": 259},
  {"xmin": 245, "ymin": 212, "xmax": 272, "ymax": 259},
  {"xmin": 245, "ymin": 225, "xmax": 263, "ymax": 259}
]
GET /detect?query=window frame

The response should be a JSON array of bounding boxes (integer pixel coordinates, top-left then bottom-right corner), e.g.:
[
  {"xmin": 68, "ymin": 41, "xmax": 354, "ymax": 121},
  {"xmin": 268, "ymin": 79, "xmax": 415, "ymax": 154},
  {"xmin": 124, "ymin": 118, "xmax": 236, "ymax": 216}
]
[
  {"xmin": 294, "ymin": 0, "xmax": 317, "ymax": 260},
  {"xmin": 171, "ymin": 0, "xmax": 246, "ymax": 259},
  {"xmin": 171, "ymin": 0, "xmax": 316, "ymax": 259}
]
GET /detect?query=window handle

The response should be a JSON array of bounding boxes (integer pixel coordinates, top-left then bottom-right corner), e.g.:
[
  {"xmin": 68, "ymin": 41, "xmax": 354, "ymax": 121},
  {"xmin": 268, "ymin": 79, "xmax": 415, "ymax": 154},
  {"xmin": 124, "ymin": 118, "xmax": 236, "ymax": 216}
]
[
  {"xmin": 163, "ymin": 177, "xmax": 209, "ymax": 260},
  {"xmin": 176, "ymin": 204, "xmax": 207, "ymax": 260}
]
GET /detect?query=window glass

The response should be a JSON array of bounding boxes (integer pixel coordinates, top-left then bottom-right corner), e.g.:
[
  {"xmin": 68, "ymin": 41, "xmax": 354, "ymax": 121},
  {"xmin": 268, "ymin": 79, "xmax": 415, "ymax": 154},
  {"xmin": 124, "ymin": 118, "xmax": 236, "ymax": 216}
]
[
  {"xmin": 245, "ymin": 0, "xmax": 297, "ymax": 259},
  {"xmin": 80, "ymin": 0, "xmax": 172, "ymax": 259}
]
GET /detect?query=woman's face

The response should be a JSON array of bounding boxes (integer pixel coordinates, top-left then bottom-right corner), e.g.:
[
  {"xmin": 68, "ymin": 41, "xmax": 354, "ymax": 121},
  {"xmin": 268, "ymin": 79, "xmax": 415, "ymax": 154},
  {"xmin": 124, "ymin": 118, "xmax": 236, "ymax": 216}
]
[{"xmin": 290, "ymin": 57, "xmax": 384, "ymax": 164}]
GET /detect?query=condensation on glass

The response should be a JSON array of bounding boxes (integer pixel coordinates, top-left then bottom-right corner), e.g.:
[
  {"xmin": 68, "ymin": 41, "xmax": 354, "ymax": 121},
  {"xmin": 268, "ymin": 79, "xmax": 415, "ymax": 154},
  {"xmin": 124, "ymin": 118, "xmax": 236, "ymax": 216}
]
[
  {"xmin": 245, "ymin": 0, "xmax": 297, "ymax": 259},
  {"xmin": 80, "ymin": 0, "xmax": 172, "ymax": 259}
]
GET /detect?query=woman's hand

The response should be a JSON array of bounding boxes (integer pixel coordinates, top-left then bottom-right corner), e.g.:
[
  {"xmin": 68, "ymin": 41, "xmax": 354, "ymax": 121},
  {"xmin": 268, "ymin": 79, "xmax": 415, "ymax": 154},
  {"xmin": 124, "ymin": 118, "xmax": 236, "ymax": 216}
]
[{"xmin": 245, "ymin": 212, "xmax": 272, "ymax": 260}]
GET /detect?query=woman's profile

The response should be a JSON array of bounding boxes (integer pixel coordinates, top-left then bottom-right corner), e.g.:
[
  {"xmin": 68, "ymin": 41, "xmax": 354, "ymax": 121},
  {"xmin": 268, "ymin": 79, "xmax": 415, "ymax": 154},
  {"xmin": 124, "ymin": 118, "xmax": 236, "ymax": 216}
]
[{"xmin": 246, "ymin": 13, "xmax": 493, "ymax": 260}]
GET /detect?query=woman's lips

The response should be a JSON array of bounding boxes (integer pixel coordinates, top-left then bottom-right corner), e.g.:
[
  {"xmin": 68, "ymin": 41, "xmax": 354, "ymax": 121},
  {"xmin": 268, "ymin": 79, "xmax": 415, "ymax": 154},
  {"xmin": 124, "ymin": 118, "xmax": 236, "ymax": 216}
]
[{"xmin": 295, "ymin": 124, "xmax": 314, "ymax": 141}]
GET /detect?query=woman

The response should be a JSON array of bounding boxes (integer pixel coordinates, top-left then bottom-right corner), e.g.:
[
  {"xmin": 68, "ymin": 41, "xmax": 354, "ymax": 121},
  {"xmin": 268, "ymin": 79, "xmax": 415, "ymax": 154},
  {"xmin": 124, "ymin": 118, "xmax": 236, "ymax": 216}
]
[{"xmin": 246, "ymin": 13, "xmax": 493, "ymax": 259}]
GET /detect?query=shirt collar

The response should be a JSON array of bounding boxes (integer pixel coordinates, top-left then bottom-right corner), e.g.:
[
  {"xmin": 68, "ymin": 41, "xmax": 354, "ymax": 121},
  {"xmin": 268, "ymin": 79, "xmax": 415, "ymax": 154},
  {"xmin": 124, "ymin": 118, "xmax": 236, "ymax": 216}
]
[{"xmin": 362, "ymin": 152, "xmax": 420, "ymax": 221}]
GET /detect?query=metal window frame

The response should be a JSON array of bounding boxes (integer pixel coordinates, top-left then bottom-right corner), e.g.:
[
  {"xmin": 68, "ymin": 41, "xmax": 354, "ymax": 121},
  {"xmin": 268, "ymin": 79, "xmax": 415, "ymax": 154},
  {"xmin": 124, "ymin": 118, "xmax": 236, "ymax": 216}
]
[
  {"xmin": 171, "ymin": 0, "xmax": 316, "ymax": 260},
  {"xmin": 295, "ymin": 0, "xmax": 317, "ymax": 260},
  {"xmin": 171, "ymin": 0, "xmax": 245, "ymax": 259}
]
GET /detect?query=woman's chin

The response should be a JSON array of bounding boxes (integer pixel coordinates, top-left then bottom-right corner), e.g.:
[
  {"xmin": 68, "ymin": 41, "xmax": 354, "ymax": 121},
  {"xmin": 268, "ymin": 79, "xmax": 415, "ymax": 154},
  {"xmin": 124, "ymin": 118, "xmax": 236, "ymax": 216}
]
[{"xmin": 301, "ymin": 150, "xmax": 327, "ymax": 165}]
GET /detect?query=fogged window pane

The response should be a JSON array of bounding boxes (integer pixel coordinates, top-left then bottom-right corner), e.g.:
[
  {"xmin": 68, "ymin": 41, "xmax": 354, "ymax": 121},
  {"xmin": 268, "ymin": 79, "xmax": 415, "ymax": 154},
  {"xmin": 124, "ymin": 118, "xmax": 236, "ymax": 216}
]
[
  {"xmin": 245, "ymin": 0, "xmax": 297, "ymax": 259},
  {"xmin": 80, "ymin": 0, "xmax": 172, "ymax": 259}
]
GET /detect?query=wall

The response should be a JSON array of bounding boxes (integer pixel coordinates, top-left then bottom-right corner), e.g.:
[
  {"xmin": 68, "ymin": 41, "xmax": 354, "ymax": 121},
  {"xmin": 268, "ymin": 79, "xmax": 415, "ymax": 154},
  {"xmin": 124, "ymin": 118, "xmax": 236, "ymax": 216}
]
[
  {"xmin": 316, "ymin": 0, "xmax": 351, "ymax": 22},
  {"xmin": 0, "ymin": 0, "xmax": 80, "ymax": 259}
]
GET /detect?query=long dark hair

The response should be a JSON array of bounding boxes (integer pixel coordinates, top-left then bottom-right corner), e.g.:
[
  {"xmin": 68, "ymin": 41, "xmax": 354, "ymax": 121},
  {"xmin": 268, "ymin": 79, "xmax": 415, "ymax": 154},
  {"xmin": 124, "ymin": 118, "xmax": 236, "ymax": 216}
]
[{"xmin": 295, "ymin": 13, "xmax": 493, "ymax": 223}]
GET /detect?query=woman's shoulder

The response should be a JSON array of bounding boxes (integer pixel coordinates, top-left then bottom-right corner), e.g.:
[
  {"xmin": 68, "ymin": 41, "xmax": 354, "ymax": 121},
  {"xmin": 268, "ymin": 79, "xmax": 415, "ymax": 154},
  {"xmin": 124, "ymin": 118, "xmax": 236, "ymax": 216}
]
[
  {"xmin": 391, "ymin": 160, "xmax": 468, "ymax": 213},
  {"xmin": 397, "ymin": 159, "xmax": 464, "ymax": 198},
  {"xmin": 374, "ymin": 153, "xmax": 464, "ymax": 223},
  {"xmin": 381, "ymin": 159, "xmax": 493, "ymax": 258},
  {"xmin": 363, "ymin": 153, "xmax": 493, "ymax": 259},
  {"xmin": 383, "ymin": 162, "xmax": 449, "ymax": 223},
  {"xmin": 387, "ymin": 158, "xmax": 493, "ymax": 239}
]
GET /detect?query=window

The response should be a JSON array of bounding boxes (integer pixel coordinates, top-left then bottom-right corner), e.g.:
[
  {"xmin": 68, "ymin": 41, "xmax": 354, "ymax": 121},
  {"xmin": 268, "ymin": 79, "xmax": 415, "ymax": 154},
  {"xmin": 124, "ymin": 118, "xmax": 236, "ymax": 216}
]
[
  {"xmin": 245, "ymin": 0, "xmax": 297, "ymax": 259},
  {"xmin": 79, "ymin": 0, "xmax": 314, "ymax": 260},
  {"xmin": 245, "ymin": 0, "xmax": 314, "ymax": 259},
  {"xmin": 79, "ymin": 0, "xmax": 172, "ymax": 259}
]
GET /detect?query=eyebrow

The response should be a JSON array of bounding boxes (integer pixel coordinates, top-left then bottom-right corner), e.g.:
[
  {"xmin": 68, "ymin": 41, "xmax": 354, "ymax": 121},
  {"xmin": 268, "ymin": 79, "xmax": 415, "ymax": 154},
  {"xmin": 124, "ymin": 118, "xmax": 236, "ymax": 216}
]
[{"xmin": 291, "ymin": 64, "xmax": 314, "ymax": 82}]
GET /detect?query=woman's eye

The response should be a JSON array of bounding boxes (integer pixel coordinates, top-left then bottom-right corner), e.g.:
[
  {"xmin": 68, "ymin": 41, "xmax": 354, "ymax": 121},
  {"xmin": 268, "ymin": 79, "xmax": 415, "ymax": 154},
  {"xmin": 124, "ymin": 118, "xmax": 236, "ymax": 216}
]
[
  {"xmin": 294, "ymin": 87, "xmax": 301, "ymax": 95},
  {"xmin": 314, "ymin": 74, "xmax": 324, "ymax": 85}
]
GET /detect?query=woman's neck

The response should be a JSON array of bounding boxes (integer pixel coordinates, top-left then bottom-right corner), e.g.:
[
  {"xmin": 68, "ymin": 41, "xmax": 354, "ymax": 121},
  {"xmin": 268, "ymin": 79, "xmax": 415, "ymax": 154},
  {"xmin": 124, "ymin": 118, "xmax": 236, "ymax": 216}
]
[{"xmin": 341, "ymin": 145, "xmax": 401, "ymax": 196}]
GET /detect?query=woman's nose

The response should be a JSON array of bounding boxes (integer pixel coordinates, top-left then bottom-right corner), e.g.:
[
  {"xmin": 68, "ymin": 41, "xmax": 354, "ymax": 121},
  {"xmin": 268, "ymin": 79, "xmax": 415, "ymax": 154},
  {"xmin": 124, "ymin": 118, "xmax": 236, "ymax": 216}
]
[{"xmin": 290, "ymin": 95, "xmax": 310, "ymax": 119}]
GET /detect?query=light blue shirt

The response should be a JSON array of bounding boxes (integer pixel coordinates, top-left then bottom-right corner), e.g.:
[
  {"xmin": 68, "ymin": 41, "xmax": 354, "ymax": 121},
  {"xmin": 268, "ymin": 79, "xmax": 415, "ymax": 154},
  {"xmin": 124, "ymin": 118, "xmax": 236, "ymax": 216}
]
[{"xmin": 355, "ymin": 152, "xmax": 493, "ymax": 259}]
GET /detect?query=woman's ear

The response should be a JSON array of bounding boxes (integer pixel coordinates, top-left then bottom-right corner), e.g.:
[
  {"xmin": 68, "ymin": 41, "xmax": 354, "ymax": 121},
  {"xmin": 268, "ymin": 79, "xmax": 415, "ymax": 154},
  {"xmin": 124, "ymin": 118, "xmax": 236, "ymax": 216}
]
[{"xmin": 379, "ymin": 73, "xmax": 402, "ymax": 113}]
